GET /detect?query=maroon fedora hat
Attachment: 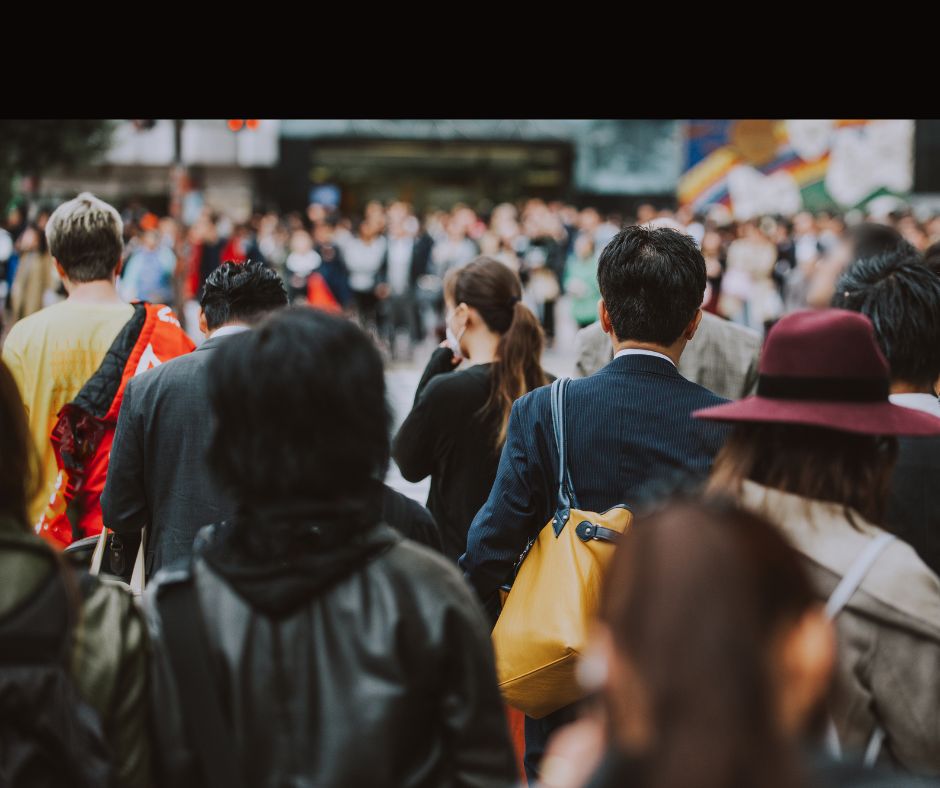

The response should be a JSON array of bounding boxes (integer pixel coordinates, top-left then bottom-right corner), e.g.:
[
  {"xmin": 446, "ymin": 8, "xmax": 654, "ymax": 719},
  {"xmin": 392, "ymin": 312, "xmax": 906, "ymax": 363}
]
[{"xmin": 694, "ymin": 309, "xmax": 940, "ymax": 436}]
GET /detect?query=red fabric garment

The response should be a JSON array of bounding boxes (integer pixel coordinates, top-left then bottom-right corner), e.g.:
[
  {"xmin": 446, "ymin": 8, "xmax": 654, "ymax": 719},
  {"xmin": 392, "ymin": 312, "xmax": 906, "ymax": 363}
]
[
  {"xmin": 38, "ymin": 303, "xmax": 195, "ymax": 548},
  {"xmin": 187, "ymin": 242, "xmax": 203, "ymax": 300},
  {"xmin": 306, "ymin": 272, "xmax": 342, "ymax": 313},
  {"xmin": 221, "ymin": 238, "xmax": 247, "ymax": 265}
]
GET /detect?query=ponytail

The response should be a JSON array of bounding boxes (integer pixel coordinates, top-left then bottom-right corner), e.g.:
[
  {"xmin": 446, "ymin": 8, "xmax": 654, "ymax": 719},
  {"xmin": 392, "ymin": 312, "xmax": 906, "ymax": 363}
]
[
  {"xmin": 453, "ymin": 257, "xmax": 548, "ymax": 448},
  {"xmin": 486, "ymin": 300, "xmax": 547, "ymax": 447}
]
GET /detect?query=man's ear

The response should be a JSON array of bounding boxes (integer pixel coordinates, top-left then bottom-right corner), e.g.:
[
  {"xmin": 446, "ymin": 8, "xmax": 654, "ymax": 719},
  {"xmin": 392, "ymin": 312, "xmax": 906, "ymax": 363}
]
[
  {"xmin": 114, "ymin": 256, "xmax": 123, "ymax": 278},
  {"xmin": 599, "ymin": 299, "xmax": 614, "ymax": 337},
  {"xmin": 54, "ymin": 259, "xmax": 67, "ymax": 282},
  {"xmin": 198, "ymin": 308, "xmax": 209, "ymax": 338},
  {"xmin": 684, "ymin": 308, "xmax": 704, "ymax": 341}
]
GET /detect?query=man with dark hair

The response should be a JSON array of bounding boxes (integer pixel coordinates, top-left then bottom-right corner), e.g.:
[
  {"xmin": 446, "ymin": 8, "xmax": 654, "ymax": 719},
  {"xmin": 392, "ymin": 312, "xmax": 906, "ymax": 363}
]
[
  {"xmin": 832, "ymin": 247, "xmax": 940, "ymax": 575},
  {"xmin": 460, "ymin": 225, "xmax": 730, "ymax": 781},
  {"xmin": 102, "ymin": 260, "xmax": 289, "ymax": 575}
]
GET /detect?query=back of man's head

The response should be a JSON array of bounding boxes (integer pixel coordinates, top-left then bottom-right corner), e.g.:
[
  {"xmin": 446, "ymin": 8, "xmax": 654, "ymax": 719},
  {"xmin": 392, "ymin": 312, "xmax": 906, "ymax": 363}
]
[
  {"xmin": 45, "ymin": 192, "xmax": 124, "ymax": 283},
  {"xmin": 200, "ymin": 260, "xmax": 288, "ymax": 331},
  {"xmin": 598, "ymin": 225, "xmax": 706, "ymax": 345},
  {"xmin": 832, "ymin": 245, "xmax": 940, "ymax": 389}
]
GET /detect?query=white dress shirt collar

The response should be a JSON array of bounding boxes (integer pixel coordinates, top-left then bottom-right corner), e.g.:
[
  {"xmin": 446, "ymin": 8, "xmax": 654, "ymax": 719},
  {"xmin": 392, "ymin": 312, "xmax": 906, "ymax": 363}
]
[
  {"xmin": 209, "ymin": 324, "xmax": 250, "ymax": 340},
  {"xmin": 889, "ymin": 392, "xmax": 940, "ymax": 420},
  {"xmin": 614, "ymin": 348, "xmax": 677, "ymax": 368}
]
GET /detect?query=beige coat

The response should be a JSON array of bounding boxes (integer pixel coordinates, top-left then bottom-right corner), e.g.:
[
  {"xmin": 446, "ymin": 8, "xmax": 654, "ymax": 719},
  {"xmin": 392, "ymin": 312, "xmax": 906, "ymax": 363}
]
[
  {"xmin": 740, "ymin": 480, "xmax": 940, "ymax": 775},
  {"xmin": 574, "ymin": 311, "xmax": 761, "ymax": 400}
]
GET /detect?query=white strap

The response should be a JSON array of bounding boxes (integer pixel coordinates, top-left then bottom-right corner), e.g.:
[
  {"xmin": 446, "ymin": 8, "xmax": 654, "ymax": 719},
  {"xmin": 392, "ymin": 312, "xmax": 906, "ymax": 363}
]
[
  {"xmin": 89, "ymin": 527, "xmax": 146, "ymax": 597},
  {"xmin": 824, "ymin": 531, "xmax": 895, "ymax": 766},
  {"xmin": 89, "ymin": 527, "xmax": 108, "ymax": 576},
  {"xmin": 825, "ymin": 532, "xmax": 896, "ymax": 619},
  {"xmin": 130, "ymin": 527, "xmax": 147, "ymax": 597}
]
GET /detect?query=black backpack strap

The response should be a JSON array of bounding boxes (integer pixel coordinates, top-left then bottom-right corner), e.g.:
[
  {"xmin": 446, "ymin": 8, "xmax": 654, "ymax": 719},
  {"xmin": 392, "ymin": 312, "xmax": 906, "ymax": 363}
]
[{"xmin": 157, "ymin": 577, "xmax": 245, "ymax": 788}]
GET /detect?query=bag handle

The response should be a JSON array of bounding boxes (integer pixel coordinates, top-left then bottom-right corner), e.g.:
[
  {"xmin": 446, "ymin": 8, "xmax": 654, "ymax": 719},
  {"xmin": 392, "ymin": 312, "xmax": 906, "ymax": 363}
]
[
  {"xmin": 824, "ymin": 531, "xmax": 895, "ymax": 767},
  {"xmin": 550, "ymin": 378, "xmax": 578, "ymax": 535},
  {"xmin": 90, "ymin": 526, "xmax": 146, "ymax": 597}
]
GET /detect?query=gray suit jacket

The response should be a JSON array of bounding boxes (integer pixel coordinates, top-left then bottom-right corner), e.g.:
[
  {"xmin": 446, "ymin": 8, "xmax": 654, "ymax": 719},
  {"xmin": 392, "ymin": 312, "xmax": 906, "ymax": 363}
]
[
  {"xmin": 574, "ymin": 311, "xmax": 762, "ymax": 399},
  {"xmin": 101, "ymin": 335, "xmax": 233, "ymax": 575}
]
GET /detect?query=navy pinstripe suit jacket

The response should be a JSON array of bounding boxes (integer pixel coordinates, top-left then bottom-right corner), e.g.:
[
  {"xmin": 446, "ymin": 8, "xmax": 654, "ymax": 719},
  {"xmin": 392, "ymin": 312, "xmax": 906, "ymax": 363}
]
[{"xmin": 458, "ymin": 353, "xmax": 730, "ymax": 605}]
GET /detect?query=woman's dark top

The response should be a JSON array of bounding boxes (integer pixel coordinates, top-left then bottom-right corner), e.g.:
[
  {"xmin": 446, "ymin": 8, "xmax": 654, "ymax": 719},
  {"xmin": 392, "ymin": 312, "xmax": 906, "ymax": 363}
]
[{"xmin": 393, "ymin": 347, "xmax": 551, "ymax": 563}]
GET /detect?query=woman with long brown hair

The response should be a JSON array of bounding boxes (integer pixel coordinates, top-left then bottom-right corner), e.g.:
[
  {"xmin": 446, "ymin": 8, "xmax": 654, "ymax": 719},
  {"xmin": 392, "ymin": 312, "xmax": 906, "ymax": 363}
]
[
  {"xmin": 695, "ymin": 309, "xmax": 940, "ymax": 776},
  {"xmin": 393, "ymin": 256, "xmax": 549, "ymax": 561}
]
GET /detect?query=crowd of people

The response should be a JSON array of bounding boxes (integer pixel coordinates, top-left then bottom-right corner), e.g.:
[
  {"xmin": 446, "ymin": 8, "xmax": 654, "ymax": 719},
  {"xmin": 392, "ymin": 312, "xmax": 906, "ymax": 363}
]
[
  {"xmin": 5, "ymin": 195, "xmax": 940, "ymax": 359},
  {"xmin": 3, "ymin": 188, "xmax": 940, "ymax": 788}
]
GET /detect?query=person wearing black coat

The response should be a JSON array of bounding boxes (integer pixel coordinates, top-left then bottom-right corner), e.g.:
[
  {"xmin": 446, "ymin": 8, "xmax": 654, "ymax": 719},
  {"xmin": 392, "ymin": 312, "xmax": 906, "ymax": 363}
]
[{"xmin": 144, "ymin": 308, "xmax": 515, "ymax": 788}]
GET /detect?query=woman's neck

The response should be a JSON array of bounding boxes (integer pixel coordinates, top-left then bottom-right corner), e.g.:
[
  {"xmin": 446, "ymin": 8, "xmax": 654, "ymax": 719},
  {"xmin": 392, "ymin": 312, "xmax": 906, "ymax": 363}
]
[{"xmin": 463, "ymin": 331, "xmax": 500, "ymax": 364}]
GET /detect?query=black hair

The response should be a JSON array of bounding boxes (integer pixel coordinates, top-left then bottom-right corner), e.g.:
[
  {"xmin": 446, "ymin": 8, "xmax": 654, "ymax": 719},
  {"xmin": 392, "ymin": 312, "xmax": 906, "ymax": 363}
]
[
  {"xmin": 199, "ymin": 260, "xmax": 288, "ymax": 331},
  {"xmin": 597, "ymin": 225, "xmax": 706, "ymax": 345},
  {"xmin": 206, "ymin": 308, "xmax": 391, "ymax": 506},
  {"xmin": 832, "ymin": 246, "xmax": 940, "ymax": 389},
  {"xmin": 923, "ymin": 241, "xmax": 940, "ymax": 278}
]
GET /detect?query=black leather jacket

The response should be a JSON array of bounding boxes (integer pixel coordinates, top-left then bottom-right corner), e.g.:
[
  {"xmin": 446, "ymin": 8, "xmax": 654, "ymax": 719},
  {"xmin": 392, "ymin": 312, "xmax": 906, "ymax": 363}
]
[{"xmin": 144, "ymin": 523, "xmax": 516, "ymax": 788}]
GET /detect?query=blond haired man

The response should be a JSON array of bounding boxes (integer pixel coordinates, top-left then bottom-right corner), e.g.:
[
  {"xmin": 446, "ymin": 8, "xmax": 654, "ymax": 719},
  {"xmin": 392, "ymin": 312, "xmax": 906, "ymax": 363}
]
[{"xmin": 2, "ymin": 192, "xmax": 192, "ymax": 543}]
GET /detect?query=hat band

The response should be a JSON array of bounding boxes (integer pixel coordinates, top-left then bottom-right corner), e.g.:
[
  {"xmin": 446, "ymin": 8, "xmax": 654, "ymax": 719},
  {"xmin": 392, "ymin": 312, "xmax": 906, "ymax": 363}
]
[{"xmin": 757, "ymin": 374, "xmax": 889, "ymax": 403}]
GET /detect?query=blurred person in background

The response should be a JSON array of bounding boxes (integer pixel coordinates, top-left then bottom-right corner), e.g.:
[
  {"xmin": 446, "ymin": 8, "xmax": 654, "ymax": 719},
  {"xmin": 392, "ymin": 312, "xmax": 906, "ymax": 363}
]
[
  {"xmin": 284, "ymin": 229, "xmax": 322, "ymax": 303},
  {"xmin": 700, "ymin": 228, "xmax": 725, "ymax": 314},
  {"xmin": 832, "ymin": 245, "xmax": 940, "ymax": 577},
  {"xmin": 520, "ymin": 201, "xmax": 566, "ymax": 346},
  {"xmin": 311, "ymin": 217, "xmax": 352, "ymax": 311},
  {"xmin": 432, "ymin": 209, "xmax": 479, "ymax": 278},
  {"xmin": 344, "ymin": 215, "xmax": 388, "ymax": 333},
  {"xmin": 120, "ymin": 223, "xmax": 177, "ymax": 305},
  {"xmin": 377, "ymin": 201, "xmax": 433, "ymax": 360},
  {"xmin": 782, "ymin": 212, "xmax": 823, "ymax": 312},
  {"xmin": 257, "ymin": 212, "xmax": 288, "ymax": 274},
  {"xmin": 393, "ymin": 257, "xmax": 549, "ymax": 563},
  {"xmin": 145, "ymin": 308, "xmax": 516, "ymax": 787},
  {"xmin": 186, "ymin": 213, "xmax": 227, "ymax": 299},
  {"xmin": 564, "ymin": 233, "xmax": 602, "ymax": 329},
  {"xmin": 719, "ymin": 219, "xmax": 782, "ymax": 333},
  {"xmin": 9, "ymin": 223, "xmax": 60, "ymax": 321},
  {"xmin": 698, "ymin": 309, "xmax": 940, "ymax": 776},
  {"xmin": 0, "ymin": 359, "xmax": 151, "ymax": 788}
]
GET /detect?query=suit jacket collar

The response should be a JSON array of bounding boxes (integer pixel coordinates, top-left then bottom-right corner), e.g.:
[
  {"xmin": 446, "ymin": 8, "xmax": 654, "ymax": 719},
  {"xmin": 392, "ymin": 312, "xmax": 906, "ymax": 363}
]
[
  {"xmin": 602, "ymin": 352, "xmax": 683, "ymax": 378},
  {"xmin": 194, "ymin": 334, "xmax": 235, "ymax": 354}
]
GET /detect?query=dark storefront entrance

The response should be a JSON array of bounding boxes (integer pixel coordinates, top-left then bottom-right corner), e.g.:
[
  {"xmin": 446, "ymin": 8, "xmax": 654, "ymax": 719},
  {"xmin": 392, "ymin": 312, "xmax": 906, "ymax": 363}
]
[{"xmin": 274, "ymin": 138, "xmax": 574, "ymax": 215}]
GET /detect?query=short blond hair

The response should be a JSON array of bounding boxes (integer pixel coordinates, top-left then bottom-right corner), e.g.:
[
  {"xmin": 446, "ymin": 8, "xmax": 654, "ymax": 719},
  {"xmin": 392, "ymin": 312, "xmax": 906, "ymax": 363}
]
[{"xmin": 46, "ymin": 192, "xmax": 124, "ymax": 282}]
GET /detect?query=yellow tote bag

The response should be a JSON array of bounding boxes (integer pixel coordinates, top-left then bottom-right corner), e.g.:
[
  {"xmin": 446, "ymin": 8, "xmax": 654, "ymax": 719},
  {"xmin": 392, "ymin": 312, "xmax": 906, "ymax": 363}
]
[{"xmin": 492, "ymin": 377, "xmax": 632, "ymax": 719}]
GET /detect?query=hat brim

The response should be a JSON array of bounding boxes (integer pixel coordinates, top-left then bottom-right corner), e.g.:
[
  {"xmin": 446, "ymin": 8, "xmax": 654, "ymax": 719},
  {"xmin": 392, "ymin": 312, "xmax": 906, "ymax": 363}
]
[{"xmin": 693, "ymin": 396, "xmax": 940, "ymax": 437}]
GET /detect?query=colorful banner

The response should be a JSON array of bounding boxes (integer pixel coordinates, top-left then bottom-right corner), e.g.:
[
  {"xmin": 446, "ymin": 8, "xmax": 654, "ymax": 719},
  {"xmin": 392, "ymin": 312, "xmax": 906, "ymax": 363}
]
[{"xmin": 679, "ymin": 120, "xmax": 914, "ymax": 218}]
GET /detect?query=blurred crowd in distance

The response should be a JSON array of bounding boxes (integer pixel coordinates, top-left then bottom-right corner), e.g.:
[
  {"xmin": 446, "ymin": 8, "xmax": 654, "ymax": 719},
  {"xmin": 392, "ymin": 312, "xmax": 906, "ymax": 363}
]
[{"xmin": 5, "ymin": 195, "xmax": 940, "ymax": 352}]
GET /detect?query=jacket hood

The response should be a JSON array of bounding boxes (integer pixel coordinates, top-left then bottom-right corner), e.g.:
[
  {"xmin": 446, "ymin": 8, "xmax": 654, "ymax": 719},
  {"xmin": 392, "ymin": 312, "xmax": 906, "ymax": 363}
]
[{"xmin": 199, "ymin": 493, "xmax": 400, "ymax": 620}]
